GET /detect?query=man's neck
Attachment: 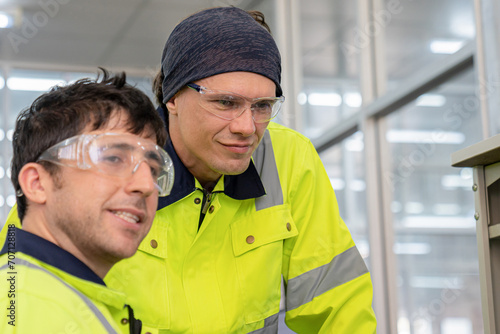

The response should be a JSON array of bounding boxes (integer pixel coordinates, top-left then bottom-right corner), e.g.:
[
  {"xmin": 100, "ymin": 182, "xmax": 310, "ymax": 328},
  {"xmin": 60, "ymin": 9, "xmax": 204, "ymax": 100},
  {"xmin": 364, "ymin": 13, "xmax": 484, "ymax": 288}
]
[{"xmin": 23, "ymin": 216, "xmax": 112, "ymax": 279}]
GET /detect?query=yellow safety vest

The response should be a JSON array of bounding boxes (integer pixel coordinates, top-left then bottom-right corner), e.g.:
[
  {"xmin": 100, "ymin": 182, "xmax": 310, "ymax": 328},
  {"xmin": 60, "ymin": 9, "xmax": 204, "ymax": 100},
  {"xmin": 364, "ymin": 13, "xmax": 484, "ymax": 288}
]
[{"xmin": 0, "ymin": 228, "xmax": 135, "ymax": 334}]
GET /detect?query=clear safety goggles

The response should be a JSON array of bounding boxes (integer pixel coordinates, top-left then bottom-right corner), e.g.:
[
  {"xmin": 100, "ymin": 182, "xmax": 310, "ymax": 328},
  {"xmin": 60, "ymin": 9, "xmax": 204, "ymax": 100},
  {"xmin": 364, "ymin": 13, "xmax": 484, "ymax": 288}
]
[
  {"xmin": 186, "ymin": 83, "xmax": 285, "ymax": 123},
  {"xmin": 37, "ymin": 133, "xmax": 174, "ymax": 196}
]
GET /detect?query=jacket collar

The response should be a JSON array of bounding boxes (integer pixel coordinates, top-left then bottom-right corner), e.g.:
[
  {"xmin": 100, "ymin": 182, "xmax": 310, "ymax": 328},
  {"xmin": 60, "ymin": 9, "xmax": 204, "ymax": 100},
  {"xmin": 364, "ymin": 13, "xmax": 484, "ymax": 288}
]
[
  {"xmin": 0, "ymin": 228, "xmax": 105, "ymax": 286},
  {"xmin": 157, "ymin": 106, "xmax": 266, "ymax": 211}
]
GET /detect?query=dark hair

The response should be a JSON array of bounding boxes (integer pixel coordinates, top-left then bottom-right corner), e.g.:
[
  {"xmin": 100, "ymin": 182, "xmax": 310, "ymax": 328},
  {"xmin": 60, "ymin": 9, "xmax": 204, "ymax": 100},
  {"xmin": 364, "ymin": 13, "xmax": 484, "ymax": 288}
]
[
  {"xmin": 12, "ymin": 68, "xmax": 167, "ymax": 220},
  {"xmin": 152, "ymin": 9, "xmax": 272, "ymax": 128}
]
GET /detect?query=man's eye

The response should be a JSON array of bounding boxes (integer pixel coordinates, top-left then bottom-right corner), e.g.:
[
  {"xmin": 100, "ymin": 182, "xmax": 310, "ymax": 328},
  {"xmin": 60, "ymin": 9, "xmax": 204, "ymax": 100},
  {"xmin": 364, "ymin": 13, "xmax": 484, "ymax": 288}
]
[
  {"xmin": 218, "ymin": 99, "xmax": 235, "ymax": 107},
  {"xmin": 102, "ymin": 155, "xmax": 124, "ymax": 164},
  {"xmin": 150, "ymin": 166, "xmax": 161, "ymax": 178},
  {"xmin": 253, "ymin": 101, "xmax": 273, "ymax": 111}
]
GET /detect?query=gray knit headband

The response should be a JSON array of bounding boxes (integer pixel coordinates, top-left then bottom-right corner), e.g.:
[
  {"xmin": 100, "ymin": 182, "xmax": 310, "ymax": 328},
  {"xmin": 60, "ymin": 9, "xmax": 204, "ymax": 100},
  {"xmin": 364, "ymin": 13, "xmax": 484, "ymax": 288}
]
[{"xmin": 161, "ymin": 7, "xmax": 282, "ymax": 104}]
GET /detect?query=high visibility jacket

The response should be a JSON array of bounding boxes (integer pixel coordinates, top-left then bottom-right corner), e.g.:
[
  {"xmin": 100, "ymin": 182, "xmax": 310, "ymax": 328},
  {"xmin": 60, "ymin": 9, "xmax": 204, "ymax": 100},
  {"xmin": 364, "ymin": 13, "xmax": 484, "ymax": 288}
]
[
  {"xmin": 0, "ymin": 227, "xmax": 140, "ymax": 334},
  {"xmin": 3, "ymin": 122, "xmax": 376, "ymax": 333}
]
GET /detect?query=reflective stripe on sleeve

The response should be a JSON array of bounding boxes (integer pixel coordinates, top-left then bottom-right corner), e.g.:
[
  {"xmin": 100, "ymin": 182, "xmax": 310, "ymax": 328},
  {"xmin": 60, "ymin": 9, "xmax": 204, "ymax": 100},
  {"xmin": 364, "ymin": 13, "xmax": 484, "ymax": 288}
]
[
  {"xmin": 1, "ymin": 259, "xmax": 118, "ymax": 333},
  {"xmin": 247, "ymin": 312, "xmax": 279, "ymax": 334},
  {"xmin": 286, "ymin": 246, "xmax": 369, "ymax": 311},
  {"xmin": 253, "ymin": 130, "xmax": 283, "ymax": 211}
]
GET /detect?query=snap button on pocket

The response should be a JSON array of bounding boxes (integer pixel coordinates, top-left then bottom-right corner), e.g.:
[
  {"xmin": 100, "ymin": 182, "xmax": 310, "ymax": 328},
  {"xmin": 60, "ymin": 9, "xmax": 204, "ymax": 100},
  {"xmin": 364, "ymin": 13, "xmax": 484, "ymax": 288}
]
[
  {"xmin": 150, "ymin": 239, "xmax": 158, "ymax": 249},
  {"xmin": 246, "ymin": 235, "xmax": 255, "ymax": 244},
  {"xmin": 286, "ymin": 222, "xmax": 292, "ymax": 231}
]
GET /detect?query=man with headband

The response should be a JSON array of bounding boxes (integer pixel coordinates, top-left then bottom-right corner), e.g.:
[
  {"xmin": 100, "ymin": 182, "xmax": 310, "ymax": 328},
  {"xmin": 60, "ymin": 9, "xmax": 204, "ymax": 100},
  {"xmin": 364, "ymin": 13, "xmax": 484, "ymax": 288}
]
[{"xmin": 107, "ymin": 6, "xmax": 376, "ymax": 333}]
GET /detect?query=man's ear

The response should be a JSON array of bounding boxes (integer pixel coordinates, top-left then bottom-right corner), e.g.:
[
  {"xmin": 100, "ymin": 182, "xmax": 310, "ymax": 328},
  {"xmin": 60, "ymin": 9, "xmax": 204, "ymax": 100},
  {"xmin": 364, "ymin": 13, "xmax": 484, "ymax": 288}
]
[
  {"xmin": 166, "ymin": 94, "xmax": 179, "ymax": 116},
  {"xmin": 18, "ymin": 163, "xmax": 49, "ymax": 204}
]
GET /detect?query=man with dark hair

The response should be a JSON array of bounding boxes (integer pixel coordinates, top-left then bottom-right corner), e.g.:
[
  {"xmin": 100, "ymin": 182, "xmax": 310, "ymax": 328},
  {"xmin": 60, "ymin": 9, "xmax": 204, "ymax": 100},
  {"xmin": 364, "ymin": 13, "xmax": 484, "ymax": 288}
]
[
  {"xmin": 109, "ymin": 7, "xmax": 376, "ymax": 333},
  {"xmin": 0, "ymin": 69, "xmax": 173, "ymax": 333}
]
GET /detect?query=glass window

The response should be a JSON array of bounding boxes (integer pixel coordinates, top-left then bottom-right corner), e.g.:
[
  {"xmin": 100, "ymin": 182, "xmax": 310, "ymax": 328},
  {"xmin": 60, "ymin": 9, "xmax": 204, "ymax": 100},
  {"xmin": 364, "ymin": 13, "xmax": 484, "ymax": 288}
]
[
  {"xmin": 382, "ymin": 67, "xmax": 483, "ymax": 333},
  {"xmin": 383, "ymin": 0, "xmax": 475, "ymax": 93},
  {"xmin": 300, "ymin": 0, "xmax": 361, "ymax": 140},
  {"xmin": 475, "ymin": 0, "xmax": 500, "ymax": 136},
  {"xmin": 319, "ymin": 131, "xmax": 370, "ymax": 266}
]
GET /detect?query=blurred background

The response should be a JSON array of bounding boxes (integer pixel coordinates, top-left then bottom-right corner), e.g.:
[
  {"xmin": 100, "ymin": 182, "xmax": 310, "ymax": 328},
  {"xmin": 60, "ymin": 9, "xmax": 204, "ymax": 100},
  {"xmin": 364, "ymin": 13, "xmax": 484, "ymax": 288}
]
[{"xmin": 2, "ymin": 0, "xmax": 499, "ymax": 333}]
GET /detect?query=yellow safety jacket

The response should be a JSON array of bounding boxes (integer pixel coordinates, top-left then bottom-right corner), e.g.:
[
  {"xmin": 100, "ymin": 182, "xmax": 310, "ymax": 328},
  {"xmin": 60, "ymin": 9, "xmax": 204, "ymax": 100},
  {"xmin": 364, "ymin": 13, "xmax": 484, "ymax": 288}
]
[
  {"xmin": 3, "ymin": 122, "xmax": 376, "ymax": 333},
  {"xmin": 0, "ymin": 227, "xmax": 141, "ymax": 334}
]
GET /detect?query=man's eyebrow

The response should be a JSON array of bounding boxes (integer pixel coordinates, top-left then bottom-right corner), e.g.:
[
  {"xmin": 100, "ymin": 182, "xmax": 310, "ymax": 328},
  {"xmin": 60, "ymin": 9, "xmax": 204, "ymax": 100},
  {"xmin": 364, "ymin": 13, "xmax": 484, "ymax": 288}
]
[{"xmin": 145, "ymin": 150, "xmax": 162, "ymax": 163}]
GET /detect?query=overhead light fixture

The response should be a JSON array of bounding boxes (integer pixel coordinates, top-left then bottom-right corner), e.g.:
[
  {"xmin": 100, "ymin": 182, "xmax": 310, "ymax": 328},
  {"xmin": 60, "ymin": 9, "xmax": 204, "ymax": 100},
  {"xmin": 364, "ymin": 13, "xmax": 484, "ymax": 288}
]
[
  {"xmin": 7, "ymin": 77, "xmax": 67, "ymax": 91},
  {"xmin": 343, "ymin": 92, "xmax": 362, "ymax": 108},
  {"xmin": 441, "ymin": 174, "xmax": 473, "ymax": 189},
  {"xmin": 6, "ymin": 129, "xmax": 14, "ymax": 141},
  {"xmin": 432, "ymin": 203, "xmax": 462, "ymax": 216},
  {"xmin": 349, "ymin": 179, "xmax": 366, "ymax": 192},
  {"xmin": 430, "ymin": 40, "xmax": 465, "ymax": 54},
  {"xmin": 6, "ymin": 194, "xmax": 16, "ymax": 208},
  {"xmin": 393, "ymin": 242, "xmax": 431, "ymax": 255},
  {"xmin": 405, "ymin": 201, "xmax": 424, "ymax": 214},
  {"xmin": 0, "ymin": 7, "xmax": 22, "ymax": 29},
  {"xmin": 386, "ymin": 129, "xmax": 465, "ymax": 144},
  {"xmin": 415, "ymin": 94, "xmax": 446, "ymax": 107},
  {"xmin": 330, "ymin": 178, "xmax": 345, "ymax": 190},
  {"xmin": 0, "ymin": 76, "xmax": 4, "ymax": 89},
  {"xmin": 0, "ymin": 12, "xmax": 13, "ymax": 29},
  {"xmin": 402, "ymin": 215, "xmax": 475, "ymax": 229},
  {"xmin": 410, "ymin": 276, "xmax": 463, "ymax": 289},
  {"xmin": 297, "ymin": 92, "xmax": 307, "ymax": 105},
  {"xmin": 308, "ymin": 92, "xmax": 342, "ymax": 107},
  {"xmin": 345, "ymin": 139, "xmax": 364, "ymax": 152}
]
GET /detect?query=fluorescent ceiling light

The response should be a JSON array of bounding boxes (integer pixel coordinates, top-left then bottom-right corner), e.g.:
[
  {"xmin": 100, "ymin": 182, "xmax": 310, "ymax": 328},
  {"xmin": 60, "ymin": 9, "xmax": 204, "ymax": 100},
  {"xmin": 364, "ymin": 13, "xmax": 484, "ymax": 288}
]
[
  {"xmin": 6, "ymin": 129, "xmax": 14, "ymax": 141},
  {"xmin": 297, "ymin": 92, "xmax": 307, "ymax": 105},
  {"xmin": 405, "ymin": 201, "xmax": 424, "ymax": 214},
  {"xmin": 410, "ymin": 276, "xmax": 463, "ymax": 289},
  {"xmin": 0, "ymin": 12, "xmax": 13, "ymax": 29},
  {"xmin": 349, "ymin": 179, "xmax": 366, "ymax": 192},
  {"xmin": 345, "ymin": 138, "xmax": 364, "ymax": 152},
  {"xmin": 391, "ymin": 201, "xmax": 403, "ymax": 213},
  {"xmin": 441, "ymin": 174, "xmax": 473, "ymax": 189},
  {"xmin": 6, "ymin": 194, "xmax": 16, "ymax": 208},
  {"xmin": 344, "ymin": 92, "xmax": 362, "ymax": 108},
  {"xmin": 308, "ymin": 92, "xmax": 342, "ymax": 107},
  {"xmin": 7, "ymin": 77, "xmax": 67, "ymax": 91},
  {"xmin": 355, "ymin": 240, "xmax": 370, "ymax": 259},
  {"xmin": 386, "ymin": 129, "xmax": 465, "ymax": 144},
  {"xmin": 393, "ymin": 242, "xmax": 431, "ymax": 255},
  {"xmin": 402, "ymin": 215, "xmax": 475, "ymax": 229},
  {"xmin": 430, "ymin": 40, "xmax": 465, "ymax": 54},
  {"xmin": 415, "ymin": 94, "xmax": 446, "ymax": 107},
  {"xmin": 330, "ymin": 178, "xmax": 345, "ymax": 190},
  {"xmin": 432, "ymin": 203, "xmax": 462, "ymax": 216}
]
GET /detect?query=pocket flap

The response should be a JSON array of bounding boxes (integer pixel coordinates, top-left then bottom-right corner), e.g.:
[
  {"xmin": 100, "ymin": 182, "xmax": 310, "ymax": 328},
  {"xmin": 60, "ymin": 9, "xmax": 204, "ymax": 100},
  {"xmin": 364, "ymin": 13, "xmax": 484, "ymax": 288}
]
[
  {"xmin": 138, "ymin": 220, "xmax": 167, "ymax": 259},
  {"xmin": 231, "ymin": 205, "xmax": 298, "ymax": 257}
]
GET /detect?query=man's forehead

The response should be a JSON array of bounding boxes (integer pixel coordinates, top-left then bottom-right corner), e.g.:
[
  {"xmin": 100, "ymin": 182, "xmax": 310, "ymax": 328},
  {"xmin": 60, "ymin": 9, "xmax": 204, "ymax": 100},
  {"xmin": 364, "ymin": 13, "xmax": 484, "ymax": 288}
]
[{"xmin": 83, "ymin": 110, "xmax": 157, "ymax": 143}]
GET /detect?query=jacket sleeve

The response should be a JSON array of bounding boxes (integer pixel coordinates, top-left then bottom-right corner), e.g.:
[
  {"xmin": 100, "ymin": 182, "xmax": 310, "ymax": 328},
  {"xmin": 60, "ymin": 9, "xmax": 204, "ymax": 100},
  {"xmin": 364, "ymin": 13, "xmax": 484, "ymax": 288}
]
[{"xmin": 281, "ymin": 139, "xmax": 377, "ymax": 333}]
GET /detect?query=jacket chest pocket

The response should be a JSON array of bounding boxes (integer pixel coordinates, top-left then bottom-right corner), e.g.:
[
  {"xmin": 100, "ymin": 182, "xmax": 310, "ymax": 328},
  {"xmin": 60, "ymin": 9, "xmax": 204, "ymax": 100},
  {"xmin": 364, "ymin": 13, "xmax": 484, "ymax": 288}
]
[{"xmin": 230, "ymin": 205, "xmax": 298, "ymax": 324}]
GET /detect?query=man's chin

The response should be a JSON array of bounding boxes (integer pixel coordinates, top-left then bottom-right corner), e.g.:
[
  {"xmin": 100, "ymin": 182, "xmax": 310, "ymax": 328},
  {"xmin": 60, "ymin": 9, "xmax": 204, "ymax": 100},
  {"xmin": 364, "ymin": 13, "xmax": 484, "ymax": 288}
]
[{"xmin": 217, "ymin": 160, "xmax": 251, "ymax": 176}]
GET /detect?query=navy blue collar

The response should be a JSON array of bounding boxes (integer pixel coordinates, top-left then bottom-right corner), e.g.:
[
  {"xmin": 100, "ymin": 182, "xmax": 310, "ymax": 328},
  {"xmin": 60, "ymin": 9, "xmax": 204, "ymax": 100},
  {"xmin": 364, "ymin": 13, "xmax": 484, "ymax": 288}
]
[
  {"xmin": 1, "ymin": 228, "xmax": 104, "ymax": 286},
  {"xmin": 157, "ymin": 106, "xmax": 266, "ymax": 211}
]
